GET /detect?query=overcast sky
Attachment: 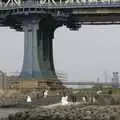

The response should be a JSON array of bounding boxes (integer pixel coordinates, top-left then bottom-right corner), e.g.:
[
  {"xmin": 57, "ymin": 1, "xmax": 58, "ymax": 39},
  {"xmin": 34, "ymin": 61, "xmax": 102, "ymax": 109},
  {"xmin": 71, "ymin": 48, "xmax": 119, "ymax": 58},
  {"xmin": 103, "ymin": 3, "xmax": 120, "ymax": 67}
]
[{"xmin": 0, "ymin": 25, "xmax": 120, "ymax": 82}]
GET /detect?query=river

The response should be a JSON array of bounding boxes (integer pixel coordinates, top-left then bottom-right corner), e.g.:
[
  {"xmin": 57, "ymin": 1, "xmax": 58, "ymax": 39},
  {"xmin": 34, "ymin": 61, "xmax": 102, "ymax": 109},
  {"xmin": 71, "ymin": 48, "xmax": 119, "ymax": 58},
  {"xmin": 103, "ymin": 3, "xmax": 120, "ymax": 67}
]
[{"xmin": 0, "ymin": 108, "xmax": 27, "ymax": 118}]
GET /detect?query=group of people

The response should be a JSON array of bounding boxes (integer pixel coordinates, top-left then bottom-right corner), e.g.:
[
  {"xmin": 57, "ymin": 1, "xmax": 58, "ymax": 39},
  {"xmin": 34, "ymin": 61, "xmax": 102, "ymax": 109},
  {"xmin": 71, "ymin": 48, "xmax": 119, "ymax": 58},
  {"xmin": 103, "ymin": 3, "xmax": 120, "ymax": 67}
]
[
  {"xmin": 26, "ymin": 89, "xmax": 103, "ymax": 105},
  {"xmin": 26, "ymin": 89, "xmax": 49, "ymax": 103}
]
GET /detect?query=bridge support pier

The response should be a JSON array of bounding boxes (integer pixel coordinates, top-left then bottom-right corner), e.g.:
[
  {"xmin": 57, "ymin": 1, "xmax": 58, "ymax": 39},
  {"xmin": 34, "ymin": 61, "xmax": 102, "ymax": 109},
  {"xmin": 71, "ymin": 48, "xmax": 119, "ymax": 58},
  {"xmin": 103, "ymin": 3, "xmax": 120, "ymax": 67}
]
[
  {"xmin": 20, "ymin": 18, "xmax": 57, "ymax": 81},
  {"xmin": 37, "ymin": 29, "xmax": 56, "ymax": 80}
]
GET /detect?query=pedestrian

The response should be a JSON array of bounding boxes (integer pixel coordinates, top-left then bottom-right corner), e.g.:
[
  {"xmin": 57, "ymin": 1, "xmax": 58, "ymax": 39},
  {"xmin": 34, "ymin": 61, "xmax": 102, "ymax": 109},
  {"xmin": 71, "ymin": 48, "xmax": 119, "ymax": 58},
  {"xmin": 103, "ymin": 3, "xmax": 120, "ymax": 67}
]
[
  {"xmin": 26, "ymin": 96, "xmax": 32, "ymax": 103},
  {"xmin": 71, "ymin": 94, "xmax": 77, "ymax": 103},
  {"xmin": 44, "ymin": 90, "xmax": 48, "ymax": 98}
]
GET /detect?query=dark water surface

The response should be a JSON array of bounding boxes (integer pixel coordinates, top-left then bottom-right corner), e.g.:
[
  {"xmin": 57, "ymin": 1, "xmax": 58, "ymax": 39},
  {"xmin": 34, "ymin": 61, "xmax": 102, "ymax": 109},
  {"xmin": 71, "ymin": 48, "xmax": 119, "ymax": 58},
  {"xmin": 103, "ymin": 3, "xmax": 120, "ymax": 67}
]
[{"xmin": 0, "ymin": 108, "xmax": 26, "ymax": 118}]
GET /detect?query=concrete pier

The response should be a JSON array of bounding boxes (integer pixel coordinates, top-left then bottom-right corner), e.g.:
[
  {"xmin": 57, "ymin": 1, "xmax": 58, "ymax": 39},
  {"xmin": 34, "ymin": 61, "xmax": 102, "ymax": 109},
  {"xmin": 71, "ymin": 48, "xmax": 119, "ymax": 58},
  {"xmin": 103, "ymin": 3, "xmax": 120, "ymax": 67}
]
[
  {"xmin": 21, "ymin": 20, "xmax": 41, "ymax": 78},
  {"xmin": 20, "ymin": 18, "xmax": 57, "ymax": 80},
  {"xmin": 37, "ymin": 29, "xmax": 56, "ymax": 80}
]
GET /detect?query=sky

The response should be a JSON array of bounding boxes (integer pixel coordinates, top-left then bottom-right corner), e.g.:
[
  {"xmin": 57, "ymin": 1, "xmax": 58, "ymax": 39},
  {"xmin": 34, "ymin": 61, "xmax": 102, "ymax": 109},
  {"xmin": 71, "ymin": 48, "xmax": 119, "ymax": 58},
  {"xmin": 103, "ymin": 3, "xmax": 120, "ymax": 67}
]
[{"xmin": 0, "ymin": 25, "xmax": 120, "ymax": 83}]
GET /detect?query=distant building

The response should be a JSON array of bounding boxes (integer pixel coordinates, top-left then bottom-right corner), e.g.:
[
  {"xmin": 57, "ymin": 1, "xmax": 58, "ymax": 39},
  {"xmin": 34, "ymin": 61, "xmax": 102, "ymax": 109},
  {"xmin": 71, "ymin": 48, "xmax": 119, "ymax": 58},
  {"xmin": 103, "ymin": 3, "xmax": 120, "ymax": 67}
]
[
  {"xmin": 0, "ymin": 71, "xmax": 8, "ymax": 89},
  {"xmin": 112, "ymin": 72, "xmax": 119, "ymax": 88}
]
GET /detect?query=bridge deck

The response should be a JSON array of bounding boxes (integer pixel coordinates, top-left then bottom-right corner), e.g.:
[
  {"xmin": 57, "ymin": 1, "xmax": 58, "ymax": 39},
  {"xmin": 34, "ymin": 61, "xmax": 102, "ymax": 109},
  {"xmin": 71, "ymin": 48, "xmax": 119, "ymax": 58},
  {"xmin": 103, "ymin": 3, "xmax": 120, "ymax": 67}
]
[
  {"xmin": 1, "ymin": 1, "xmax": 120, "ymax": 28},
  {"xmin": 1, "ymin": 2, "xmax": 120, "ymax": 10}
]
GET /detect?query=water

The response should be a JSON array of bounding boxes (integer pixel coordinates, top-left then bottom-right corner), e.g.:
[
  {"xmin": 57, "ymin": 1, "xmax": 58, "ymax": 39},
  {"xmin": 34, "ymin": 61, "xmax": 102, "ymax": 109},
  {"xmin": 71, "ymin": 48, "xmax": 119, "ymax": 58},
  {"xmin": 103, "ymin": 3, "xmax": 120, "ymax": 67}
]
[{"xmin": 0, "ymin": 108, "xmax": 26, "ymax": 118}]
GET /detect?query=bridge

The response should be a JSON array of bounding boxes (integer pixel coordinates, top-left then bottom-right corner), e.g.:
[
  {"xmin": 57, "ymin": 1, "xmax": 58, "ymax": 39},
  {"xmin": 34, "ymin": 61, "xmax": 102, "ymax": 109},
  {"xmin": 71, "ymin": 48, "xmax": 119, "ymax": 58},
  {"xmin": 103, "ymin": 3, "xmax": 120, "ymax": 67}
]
[
  {"xmin": 63, "ymin": 81, "xmax": 119, "ymax": 86},
  {"xmin": 1, "ymin": 1, "xmax": 120, "ymax": 28},
  {"xmin": 0, "ymin": 0, "xmax": 120, "ymax": 81}
]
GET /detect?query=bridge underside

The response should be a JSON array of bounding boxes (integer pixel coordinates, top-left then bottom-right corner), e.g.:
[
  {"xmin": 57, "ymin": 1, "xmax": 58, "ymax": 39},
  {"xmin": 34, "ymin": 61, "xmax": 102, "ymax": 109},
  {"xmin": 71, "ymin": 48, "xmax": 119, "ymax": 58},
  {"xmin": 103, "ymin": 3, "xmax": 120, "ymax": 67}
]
[{"xmin": 1, "ymin": 4, "xmax": 120, "ymax": 80}]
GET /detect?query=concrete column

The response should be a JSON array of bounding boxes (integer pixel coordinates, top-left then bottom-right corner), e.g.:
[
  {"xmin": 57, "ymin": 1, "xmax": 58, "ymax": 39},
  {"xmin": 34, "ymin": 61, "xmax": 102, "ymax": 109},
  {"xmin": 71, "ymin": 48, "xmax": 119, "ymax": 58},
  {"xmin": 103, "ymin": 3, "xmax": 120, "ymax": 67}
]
[
  {"xmin": 21, "ymin": 19, "xmax": 57, "ymax": 80},
  {"xmin": 37, "ymin": 29, "xmax": 57, "ymax": 80},
  {"xmin": 21, "ymin": 20, "xmax": 41, "ymax": 78}
]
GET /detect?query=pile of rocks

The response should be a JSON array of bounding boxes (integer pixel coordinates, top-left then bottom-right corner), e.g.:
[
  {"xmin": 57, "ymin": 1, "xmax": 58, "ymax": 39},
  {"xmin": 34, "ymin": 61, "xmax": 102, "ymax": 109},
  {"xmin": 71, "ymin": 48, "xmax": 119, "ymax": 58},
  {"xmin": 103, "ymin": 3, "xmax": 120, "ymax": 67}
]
[{"xmin": 2, "ymin": 105, "xmax": 120, "ymax": 120}]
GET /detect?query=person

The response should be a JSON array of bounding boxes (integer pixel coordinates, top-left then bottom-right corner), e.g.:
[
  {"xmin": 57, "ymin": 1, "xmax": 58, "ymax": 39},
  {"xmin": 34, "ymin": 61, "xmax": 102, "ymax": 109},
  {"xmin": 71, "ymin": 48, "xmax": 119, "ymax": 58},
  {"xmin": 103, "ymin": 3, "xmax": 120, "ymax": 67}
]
[
  {"xmin": 43, "ymin": 90, "xmax": 48, "ymax": 98},
  {"xmin": 96, "ymin": 90, "xmax": 102, "ymax": 95},
  {"xmin": 36, "ymin": 93, "xmax": 40, "ymax": 99},
  {"xmin": 26, "ymin": 96, "xmax": 32, "ymax": 103},
  {"xmin": 92, "ymin": 96, "xmax": 96, "ymax": 103},
  {"xmin": 82, "ymin": 96, "xmax": 86, "ymax": 103},
  {"xmin": 70, "ymin": 94, "xmax": 77, "ymax": 104},
  {"xmin": 61, "ymin": 96, "xmax": 68, "ymax": 105}
]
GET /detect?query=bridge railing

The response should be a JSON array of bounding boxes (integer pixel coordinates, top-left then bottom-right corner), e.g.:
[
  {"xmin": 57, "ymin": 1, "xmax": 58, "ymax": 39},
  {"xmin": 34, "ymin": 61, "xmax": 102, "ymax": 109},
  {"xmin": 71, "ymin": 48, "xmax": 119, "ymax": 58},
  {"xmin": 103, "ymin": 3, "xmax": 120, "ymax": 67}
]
[{"xmin": 1, "ymin": 0, "xmax": 120, "ymax": 9}]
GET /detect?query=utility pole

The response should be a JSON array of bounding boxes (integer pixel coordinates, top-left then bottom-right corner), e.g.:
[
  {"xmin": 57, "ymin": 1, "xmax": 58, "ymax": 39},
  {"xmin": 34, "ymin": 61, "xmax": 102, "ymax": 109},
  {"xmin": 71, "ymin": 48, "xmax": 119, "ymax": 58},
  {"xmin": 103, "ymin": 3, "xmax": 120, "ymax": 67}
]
[
  {"xmin": 97, "ymin": 77, "xmax": 100, "ymax": 84},
  {"xmin": 112, "ymin": 72, "xmax": 119, "ymax": 88},
  {"xmin": 104, "ymin": 71, "xmax": 108, "ymax": 84}
]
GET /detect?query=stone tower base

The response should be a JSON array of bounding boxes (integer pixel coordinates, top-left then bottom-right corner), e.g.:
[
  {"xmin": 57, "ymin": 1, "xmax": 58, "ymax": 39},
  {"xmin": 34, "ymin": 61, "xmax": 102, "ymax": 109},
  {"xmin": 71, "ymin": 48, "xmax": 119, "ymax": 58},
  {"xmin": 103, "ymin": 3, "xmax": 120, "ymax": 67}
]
[{"xmin": 9, "ymin": 79, "xmax": 65, "ymax": 90}]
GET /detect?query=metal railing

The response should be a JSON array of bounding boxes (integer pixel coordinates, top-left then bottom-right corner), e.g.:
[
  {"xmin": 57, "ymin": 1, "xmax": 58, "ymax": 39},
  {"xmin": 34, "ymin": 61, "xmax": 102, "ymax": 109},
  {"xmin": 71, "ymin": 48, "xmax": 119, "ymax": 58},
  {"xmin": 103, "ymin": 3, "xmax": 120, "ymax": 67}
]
[{"xmin": 1, "ymin": 1, "xmax": 120, "ymax": 9}]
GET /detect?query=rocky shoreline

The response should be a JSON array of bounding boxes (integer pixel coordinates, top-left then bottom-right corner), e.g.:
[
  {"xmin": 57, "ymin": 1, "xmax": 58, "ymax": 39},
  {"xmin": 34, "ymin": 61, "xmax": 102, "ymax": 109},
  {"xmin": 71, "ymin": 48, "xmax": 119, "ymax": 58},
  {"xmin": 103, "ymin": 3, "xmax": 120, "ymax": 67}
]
[
  {"xmin": 0, "ymin": 89, "xmax": 120, "ymax": 120},
  {"xmin": 1, "ymin": 104, "xmax": 120, "ymax": 120}
]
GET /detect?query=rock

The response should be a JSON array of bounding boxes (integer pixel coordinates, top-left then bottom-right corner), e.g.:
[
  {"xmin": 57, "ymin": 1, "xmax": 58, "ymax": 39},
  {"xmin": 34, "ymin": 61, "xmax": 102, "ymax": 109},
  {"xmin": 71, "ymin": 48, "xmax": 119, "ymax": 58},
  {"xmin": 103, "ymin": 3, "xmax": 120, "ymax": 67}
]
[{"xmin": 2, "ymin": 105, "xmax": 120, "ymax": 120}]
